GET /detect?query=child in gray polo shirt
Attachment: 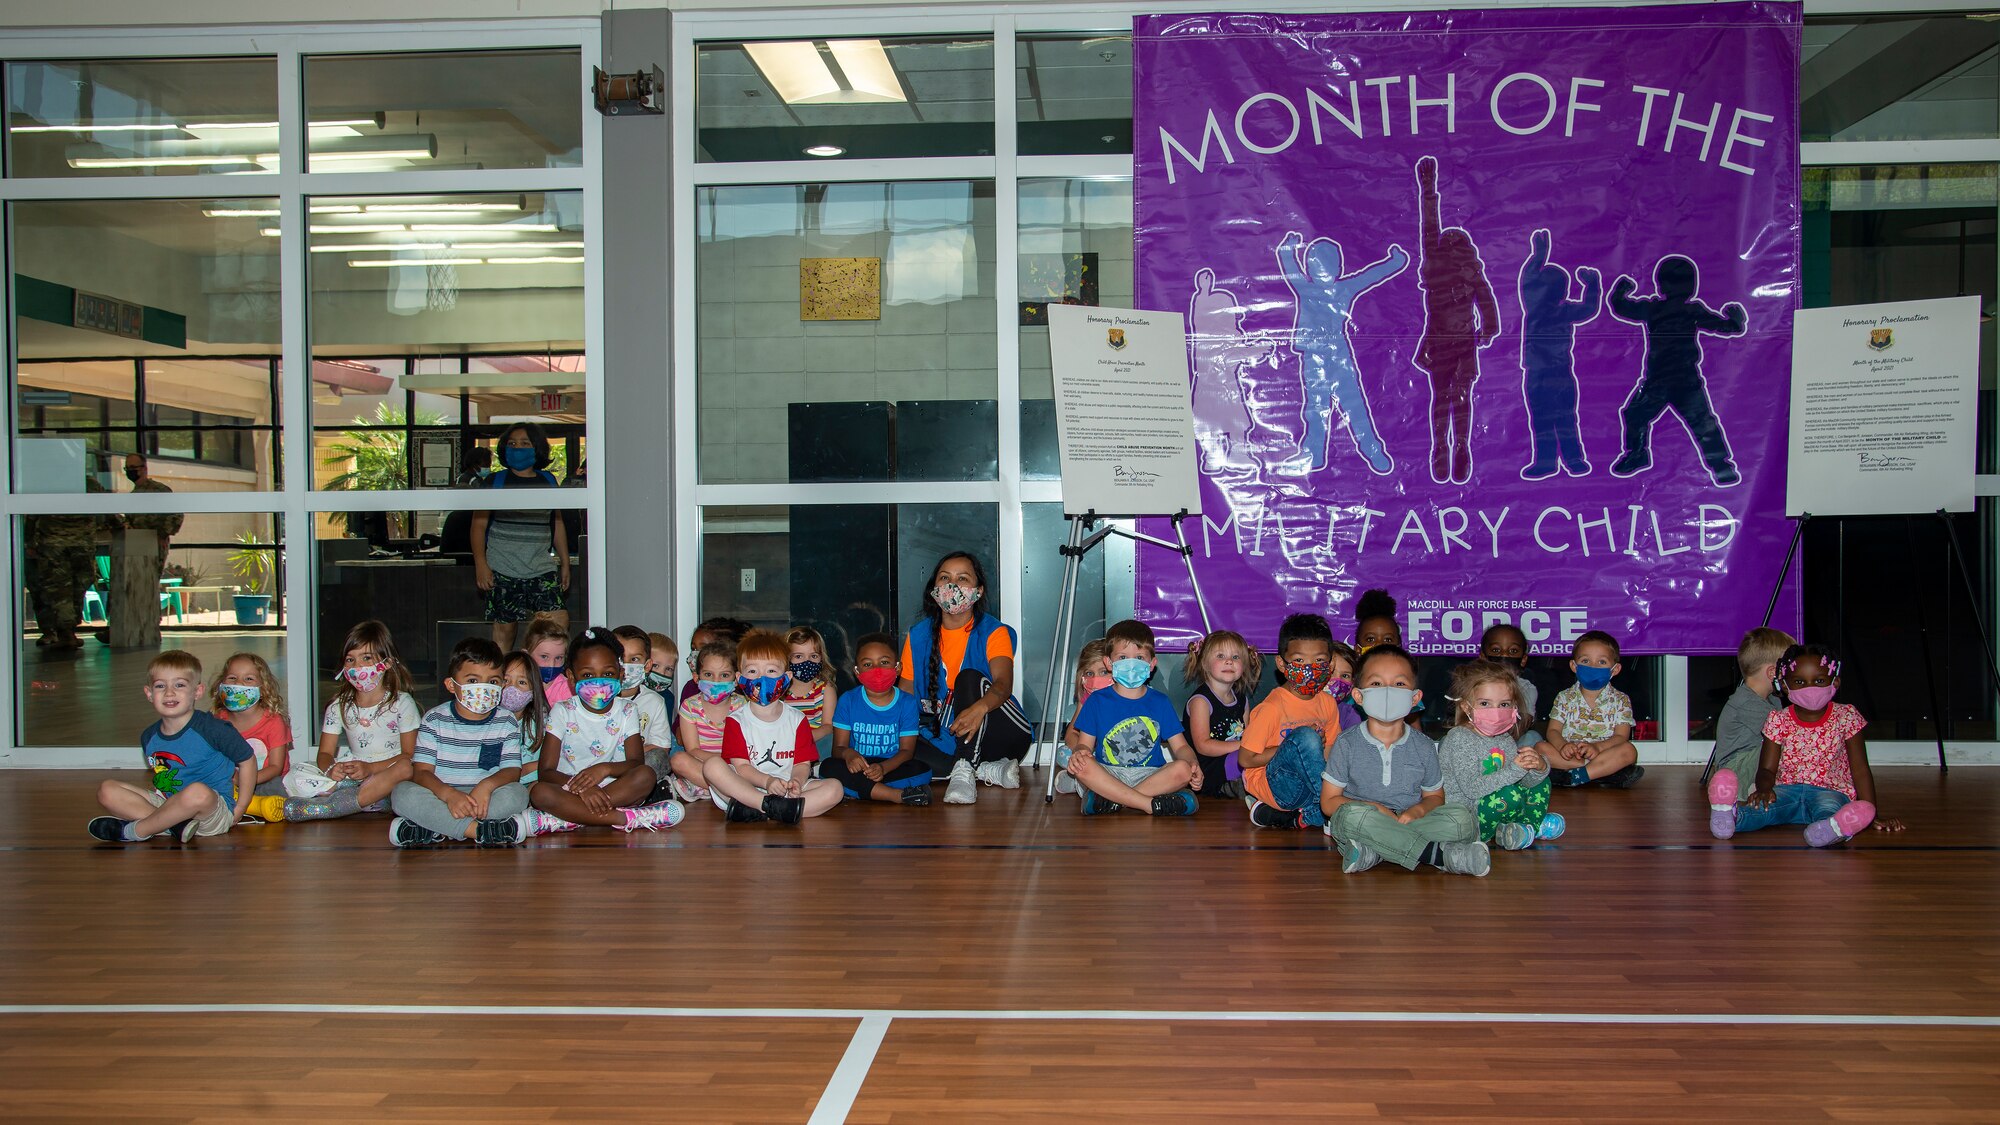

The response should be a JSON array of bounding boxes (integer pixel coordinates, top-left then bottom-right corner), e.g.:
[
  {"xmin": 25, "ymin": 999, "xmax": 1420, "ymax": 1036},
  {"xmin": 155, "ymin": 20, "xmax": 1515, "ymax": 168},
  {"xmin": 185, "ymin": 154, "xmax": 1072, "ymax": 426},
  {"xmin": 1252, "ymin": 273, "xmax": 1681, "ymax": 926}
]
[{"xmin": 1321, "ymin": 644, "xmax": 1487, "ymax": 876}]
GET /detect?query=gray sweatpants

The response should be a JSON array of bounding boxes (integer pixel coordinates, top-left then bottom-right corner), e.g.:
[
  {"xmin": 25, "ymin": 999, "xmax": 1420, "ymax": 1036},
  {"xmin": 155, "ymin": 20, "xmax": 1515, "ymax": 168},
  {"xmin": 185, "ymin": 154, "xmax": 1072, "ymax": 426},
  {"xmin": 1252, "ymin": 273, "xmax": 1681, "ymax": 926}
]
[
  {"xmin": 389, "ymin": 780, "xmax": 529, "ymax": 839},
  {"xmin": 1328, "ymin": 802, "xmax": 1478, "ymax": 870}
]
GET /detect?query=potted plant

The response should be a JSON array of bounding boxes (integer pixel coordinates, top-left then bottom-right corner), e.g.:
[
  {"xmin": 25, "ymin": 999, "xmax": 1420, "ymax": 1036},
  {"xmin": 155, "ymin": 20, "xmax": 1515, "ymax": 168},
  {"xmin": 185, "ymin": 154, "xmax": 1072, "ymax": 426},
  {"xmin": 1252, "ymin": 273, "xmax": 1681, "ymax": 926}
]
[{"xmin": 229, "ymin": 532, "xmax": 277, "ymax": 626}]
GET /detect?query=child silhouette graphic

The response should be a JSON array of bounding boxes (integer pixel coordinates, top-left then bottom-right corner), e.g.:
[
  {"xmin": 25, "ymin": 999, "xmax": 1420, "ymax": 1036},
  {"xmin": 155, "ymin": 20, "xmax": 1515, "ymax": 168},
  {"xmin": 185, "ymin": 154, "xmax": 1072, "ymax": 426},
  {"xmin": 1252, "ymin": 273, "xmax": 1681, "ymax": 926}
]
[
  {"xmin": 1414, "ymin": 156, "xmax": 1502, "ymax": 485},
  {"xmin": 1188, "ymin": 267, "xmax": 1272, "ymax": 475},
  {"xmin": 1607, "ymin": 255, "xmax": 1748, "ymax": 487},
  {"xmin": 1273, "ymin": 230, "xmax": 1408, "ymax": 475},
  {"xmin": 1517, "ymin": 228, "xmax": 1603, "ymax": 480}
]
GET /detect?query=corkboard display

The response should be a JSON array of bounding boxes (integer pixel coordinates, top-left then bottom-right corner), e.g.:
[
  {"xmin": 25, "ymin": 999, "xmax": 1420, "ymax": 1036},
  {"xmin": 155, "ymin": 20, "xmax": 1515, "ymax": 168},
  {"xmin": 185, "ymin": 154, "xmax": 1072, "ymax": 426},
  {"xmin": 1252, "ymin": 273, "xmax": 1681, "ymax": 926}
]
[{"xmin": 799, "ymin": 257, "xmax": 882, "ymax": 321}]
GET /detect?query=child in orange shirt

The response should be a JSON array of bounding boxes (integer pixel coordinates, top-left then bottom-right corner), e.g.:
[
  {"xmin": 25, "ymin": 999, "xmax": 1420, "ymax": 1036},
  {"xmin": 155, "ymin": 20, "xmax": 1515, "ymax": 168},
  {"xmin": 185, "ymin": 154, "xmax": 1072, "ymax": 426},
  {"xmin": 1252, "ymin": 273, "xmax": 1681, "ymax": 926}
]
[{"xmin": 1238, "ymin": 613, "xmax": 1343, "ymax": 829}]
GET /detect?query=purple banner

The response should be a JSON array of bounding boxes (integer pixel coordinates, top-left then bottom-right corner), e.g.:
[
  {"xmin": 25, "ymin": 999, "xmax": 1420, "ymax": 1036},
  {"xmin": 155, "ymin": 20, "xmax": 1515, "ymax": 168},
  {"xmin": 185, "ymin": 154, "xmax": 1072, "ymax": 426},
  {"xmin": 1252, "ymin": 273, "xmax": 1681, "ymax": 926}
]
[{"xmin": 1133, "ymin": 3, "xmax": 1802, "ymax": 656}]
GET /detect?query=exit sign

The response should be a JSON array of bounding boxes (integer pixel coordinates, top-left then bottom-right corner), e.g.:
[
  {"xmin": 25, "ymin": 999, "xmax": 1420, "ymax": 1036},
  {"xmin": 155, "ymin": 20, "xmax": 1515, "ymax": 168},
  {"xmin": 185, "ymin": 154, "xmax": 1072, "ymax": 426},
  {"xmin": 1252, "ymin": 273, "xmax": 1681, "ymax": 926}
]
[{"xmin": 538, "ymin": 393, "xmax": 571, "ymax": 412}]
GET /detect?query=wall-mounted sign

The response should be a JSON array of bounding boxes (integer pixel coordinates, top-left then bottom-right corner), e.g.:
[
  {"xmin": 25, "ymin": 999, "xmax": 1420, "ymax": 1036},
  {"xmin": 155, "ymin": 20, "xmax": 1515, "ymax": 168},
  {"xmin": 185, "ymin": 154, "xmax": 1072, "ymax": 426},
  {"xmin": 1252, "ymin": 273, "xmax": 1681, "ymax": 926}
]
[
  {"xmin": 72, "ymin": 291, "xmax": 144, "ymax": 340},
  {"xmin": 538, "ymin": 392, "xmax": 572, "ymax": 413}
]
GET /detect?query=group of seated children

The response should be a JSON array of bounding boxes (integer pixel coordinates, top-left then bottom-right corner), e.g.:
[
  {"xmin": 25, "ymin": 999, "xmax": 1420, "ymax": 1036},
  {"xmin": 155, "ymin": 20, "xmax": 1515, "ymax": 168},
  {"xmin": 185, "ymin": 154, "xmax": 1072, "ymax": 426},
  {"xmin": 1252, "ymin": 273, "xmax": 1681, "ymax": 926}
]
[{"xmin": 86, "ymin": 594, "xmax": 1902, "ymax": 863}]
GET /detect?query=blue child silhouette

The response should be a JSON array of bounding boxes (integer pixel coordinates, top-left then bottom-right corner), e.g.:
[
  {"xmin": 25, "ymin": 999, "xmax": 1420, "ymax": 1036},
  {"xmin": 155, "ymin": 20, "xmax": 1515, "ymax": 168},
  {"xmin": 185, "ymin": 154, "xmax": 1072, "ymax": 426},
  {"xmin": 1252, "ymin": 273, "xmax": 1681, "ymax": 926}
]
[
  {"xmin": 1607, "ymin": 255, "xmax": 1748, "ymax": 487},
  {"xmin": 1517, "ymin": 228, "xmax": 1603, "ymax": 480},
  {"xmin": 1273, "ymin": 230, "xmax": 1409, "ymax": 474}
]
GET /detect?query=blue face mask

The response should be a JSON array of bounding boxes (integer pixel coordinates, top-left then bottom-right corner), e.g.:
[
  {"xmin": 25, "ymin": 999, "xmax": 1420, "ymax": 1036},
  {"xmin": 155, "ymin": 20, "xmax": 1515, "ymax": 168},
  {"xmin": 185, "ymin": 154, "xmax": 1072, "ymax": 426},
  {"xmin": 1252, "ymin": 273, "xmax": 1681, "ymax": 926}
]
[
  {"xmin": 502, "ymin": 445, "xmax": 537, "ymax": 471},
  {"xmin": 738, "ymin": 673, "xmax": 789, "ymax": 706},
  {"xmin": 1576, "ymin": 665, "xmax": 1614, "ymax": 691},
  {"xmin": 538, "ymin": 665, "xmax": 564, "ymax": 684},
  {"xmin": 1110, "ymin": 657, "xmax": 1153, "ymax": 689}
]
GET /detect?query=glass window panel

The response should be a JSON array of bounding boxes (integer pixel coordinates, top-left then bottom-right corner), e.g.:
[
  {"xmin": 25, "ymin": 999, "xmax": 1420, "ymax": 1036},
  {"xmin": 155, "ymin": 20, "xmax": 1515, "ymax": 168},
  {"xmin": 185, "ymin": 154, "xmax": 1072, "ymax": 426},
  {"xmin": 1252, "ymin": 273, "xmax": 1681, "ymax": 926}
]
[
  {"xmin": 304, "ymin": 49, "xmax": 582, "ymax": 173},
  {"xmin": 700, "ymin": 503, "xmax": 998, "ymax": 688},
  {"xmin": 1017, "ymin": 177, "xmax": 1133, "ymax": 479},
  {"xmin": 12, "ymin": 201, "xmax": 279, "ymax": 492},
  {"xmin": 18, "ymin": 511, "xmax": 284, "ymax": 747},
  {"xmin": 315, "ymin": 507, "xmax": 583, "ymax": 711},
  {"xmin": 1017, "ymin": 35, "xmax": 1133, "ymax": 156},
  {"xmin": 6, "ymin": 57, "xmax": 280, "ymax": 177},
  {"xmin": 696, "ymin": 181, "xmax": 997, "ymax": 484},
  {"xmin": 696, "ymin": 37, "xmax": 994, "ymax": 162},
  {"xmin": 1804, "ymin": 15, "xmax": 2000, "ymax": 143},
  {"xmin": 308, "ymin": 191, "xmax": 584, "ymax": 490}
]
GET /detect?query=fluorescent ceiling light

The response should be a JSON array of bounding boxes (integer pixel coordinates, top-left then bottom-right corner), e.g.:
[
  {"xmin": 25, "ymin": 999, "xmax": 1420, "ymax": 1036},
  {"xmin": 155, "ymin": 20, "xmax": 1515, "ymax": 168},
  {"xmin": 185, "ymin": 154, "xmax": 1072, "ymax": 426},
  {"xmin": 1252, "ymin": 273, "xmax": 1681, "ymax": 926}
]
[
  {"xmin": 744, "ymin": 41, "xmax": 841, "ymax": 104},
  {"xmin": 454, "ymin": 241, "xmax": 584, "ymax": 251},
  {"xmin": 349, "ymin": 257, "xmax": 485, "ymax": 267},
  {"xmin": 360, "ymin": 201, "xmax": 523, "ymax": 213},
  {"xmin": 12, "ymin": 122, "xmax": 181, "ymax": 134},
  {"xmin": 491, "ymin": 256, "xmax": 584, "ymax": 264},
  {"xmin": 826, "ymin": 40, "xmax": 906, "ymax": 102},
  {"xmin": 311, "ymin": 242, "xmax": 448, "ymax": 252},
  {"xmin": 15, "ymin": 117, "xmax": 377, "ymax": 134},
  {"xmin": 260, "ymin": 225, "xmax": 409, "ymax": 235},
  {"xmin": 68, "ymin": 153, "xmax": 261, "ymax": 168},
  {"xmin": 805, "ymin": 144, "xmax": 845, "ymax": 157},
  {"xmin": 410, "ymin": 223, "xmax": 559, "ymax": 233},
  {"xmin": 306, "ymin": 147, "xmax": 435, "ymax": 163},
  {"xmin": 204, "ymin": 205, "xmax": 367, "ymax": 217}
]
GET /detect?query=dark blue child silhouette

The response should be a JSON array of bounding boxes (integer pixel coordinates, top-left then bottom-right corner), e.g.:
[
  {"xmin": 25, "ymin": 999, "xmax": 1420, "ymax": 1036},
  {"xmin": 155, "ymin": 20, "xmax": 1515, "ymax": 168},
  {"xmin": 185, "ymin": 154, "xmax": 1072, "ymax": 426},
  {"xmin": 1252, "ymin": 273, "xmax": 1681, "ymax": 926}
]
[
  {"xmin": 1517, "ymin": 228, "xmax": 1602, "ymax": 480},
  {"xmin": 1607, "ymin": 255, "xmax": 1748, "ymax": 487}
]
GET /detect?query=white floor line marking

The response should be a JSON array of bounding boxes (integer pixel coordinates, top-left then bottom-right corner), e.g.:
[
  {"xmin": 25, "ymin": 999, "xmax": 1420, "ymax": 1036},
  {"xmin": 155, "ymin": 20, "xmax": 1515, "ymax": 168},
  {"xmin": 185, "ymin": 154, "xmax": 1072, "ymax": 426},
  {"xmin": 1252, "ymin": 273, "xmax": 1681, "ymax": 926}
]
[
  {"xmin": 808, "ymin": 1015, "xmax": 890, "ymax": 1125},
  {"xmin": 0, "ymin": 1004, "xmax": 1995, "ymax": 1027}
]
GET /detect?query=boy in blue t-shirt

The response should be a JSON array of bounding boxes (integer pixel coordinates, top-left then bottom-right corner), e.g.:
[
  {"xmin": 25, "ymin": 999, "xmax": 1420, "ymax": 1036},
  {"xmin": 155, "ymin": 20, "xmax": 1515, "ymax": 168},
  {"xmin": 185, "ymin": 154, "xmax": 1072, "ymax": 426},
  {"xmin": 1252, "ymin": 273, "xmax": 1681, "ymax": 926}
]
[
  {"xmin": 1065, "ymin": 619, "xmax": 1200, "ymax": 816},
  {"xmin": 822, "ymin": 632, "xmax": 932, "ymax": 805},
  {"xmin": 89, "ymin": 650, "xmax": 256, "ymax": 843}
]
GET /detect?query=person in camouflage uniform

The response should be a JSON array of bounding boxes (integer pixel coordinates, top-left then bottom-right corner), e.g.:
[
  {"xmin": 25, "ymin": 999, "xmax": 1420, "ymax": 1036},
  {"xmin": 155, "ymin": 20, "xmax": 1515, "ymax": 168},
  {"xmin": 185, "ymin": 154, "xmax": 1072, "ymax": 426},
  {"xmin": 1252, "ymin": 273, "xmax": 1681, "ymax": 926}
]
[
  {"xmin": 27, "ymin": 478, "xmax": 107, "ymax": 649},
  {"xmin": 105, "ymin": 455, "xmax": 182, "ymax": 644}
]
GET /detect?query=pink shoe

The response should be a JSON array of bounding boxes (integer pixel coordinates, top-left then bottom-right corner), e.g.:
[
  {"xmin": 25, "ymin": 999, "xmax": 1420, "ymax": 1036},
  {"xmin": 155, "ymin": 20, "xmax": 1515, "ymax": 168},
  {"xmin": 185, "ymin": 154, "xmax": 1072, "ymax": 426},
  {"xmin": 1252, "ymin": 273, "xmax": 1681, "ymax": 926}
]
[
  {"xmin": 1706, "ymin": 771, "xmax": 1739, "ymax": 840},
  {"xmin": 516, "ymin": 810, "xmax": 579, "ymax": 839},
  {"xmin": 617, "ymin": 800, "xmax": 686, "ymax": 833},
  {"xmin": 1805, "ymin": 801, "xmax": 1874, "ymax": 848}
]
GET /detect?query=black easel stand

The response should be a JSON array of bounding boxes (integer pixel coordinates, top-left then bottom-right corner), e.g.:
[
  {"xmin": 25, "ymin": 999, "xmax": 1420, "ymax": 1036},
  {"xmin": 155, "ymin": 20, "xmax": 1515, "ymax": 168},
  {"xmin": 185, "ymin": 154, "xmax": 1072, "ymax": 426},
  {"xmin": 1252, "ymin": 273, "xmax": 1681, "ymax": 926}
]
[{"xmin": 1036, "ymin": 509, "xmax": 1214, "ymax": 802}]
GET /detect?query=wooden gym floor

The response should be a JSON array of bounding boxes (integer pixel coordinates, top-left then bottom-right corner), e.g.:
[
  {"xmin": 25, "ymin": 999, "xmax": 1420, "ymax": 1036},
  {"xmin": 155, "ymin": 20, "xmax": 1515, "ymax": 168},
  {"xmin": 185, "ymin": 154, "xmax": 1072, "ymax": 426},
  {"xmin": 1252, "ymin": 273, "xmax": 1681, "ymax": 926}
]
[{"xmin": 1, "ymin": 765, "xmax": 1995, "ymax": 1122}]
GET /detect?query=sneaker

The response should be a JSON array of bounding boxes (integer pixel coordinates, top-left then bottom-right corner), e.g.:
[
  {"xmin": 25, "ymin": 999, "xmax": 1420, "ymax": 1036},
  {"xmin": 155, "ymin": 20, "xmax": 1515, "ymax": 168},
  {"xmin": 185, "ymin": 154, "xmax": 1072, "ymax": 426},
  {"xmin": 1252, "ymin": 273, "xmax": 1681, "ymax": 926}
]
[
  {"xmin": 1248, "ymin": 801, "xmax": 1302, "ymax": 829},
  {"xmin": 1339, "ymin": 842, "xmax": 1382, "ymax": 874},
  {"xmin": 900, "ymin": 786, "xmax": 932, "ymax": 807},
  {"xmin": 1080, "ymin": 790, "xmax": 1121, "ymax": 816},
  {"xmin": 724, "ymin": 798, "xmax": 769, "ymax": 824},
  {"xmin": 1805, "ymin": 800, "xmax": 1876, "ymax": 848},
  {"xmin": 975, "ymin": 761, "xmax": 1006, "ymax": 787},
  {"xmin": 517, "ymin": 809, "xmax": 579, "ymax": 838},
  {"xmin": 1493, "ymin": 821, "xmax": 1536, "ymax": 851},
  {"xmin": 943, "ymin": 760, "xmax": 977, "ymax": 805},
  {"xmin": 619, "ymin": 799, "xmax": 686, "ymax": 833},
  {"xmin": 244, "ymin": 794, "xmax": 288, "ymax": 822},
  {"xmin": 1706, "ymin": 772, "xmax": 1740, "ymax": 839},
  {"xmin": 1598, "ymin": 764, "xmax": 1645, "ymax": 789},
  {"xmin": 389, "ymin": 817, "xmax": 448, "ymax": 848},
  {"xmin": 1000, "ymin": 759, "xmax": 1022, "ymax": 789},
  {"xmin": 761, "ymin": 793, "xmax": 805, "ymax": 825},
  {"xmin": 175, "ymin": 818, "xmax": 199, "ymax": 844},
  {"xmin": 1437, "ymin": 840, "xmax": 1492, "ymax": 877},
  {"xmin": 646, "ymin": 778, "xmax": 675, "ymax": 805},
  {"xmin": 1536, "ymin": 812, "xmax": 1567, "ymax": 841},
  {"xmin": 1150, "ymin": 791, "xmax": 1198, "ymax": 817},
  {"xmin": 669, "ymin": 774, "xmax": 709, "ymax": 803},
  {"xmin": 1054, "ymin": 772, "xmax": 1081, "ymax": 796},
  {"xmin": 475, "ymin": 817, "xmax": 525, "ymax": 846},
  {"xmin": 87, "ymin": 816, "xmax": 132, "ymax": 843}
]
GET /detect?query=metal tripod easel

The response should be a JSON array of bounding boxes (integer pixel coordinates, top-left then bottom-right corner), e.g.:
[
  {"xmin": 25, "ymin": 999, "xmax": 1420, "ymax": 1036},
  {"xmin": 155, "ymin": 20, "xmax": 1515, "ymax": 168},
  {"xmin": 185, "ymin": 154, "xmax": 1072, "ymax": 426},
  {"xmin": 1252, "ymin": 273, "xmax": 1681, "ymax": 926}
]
[{"xmin": 1036, "ymin": 509, "xmax": 1215, "ymax": 802}]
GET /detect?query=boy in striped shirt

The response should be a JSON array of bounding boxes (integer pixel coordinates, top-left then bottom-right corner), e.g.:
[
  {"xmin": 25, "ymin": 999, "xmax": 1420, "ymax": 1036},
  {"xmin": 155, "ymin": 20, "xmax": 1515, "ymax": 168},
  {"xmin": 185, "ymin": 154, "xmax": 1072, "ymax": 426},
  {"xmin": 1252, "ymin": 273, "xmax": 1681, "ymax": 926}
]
[{"xmin": 389, "ymin": 637, "xmax": 529, "ymax": 847}]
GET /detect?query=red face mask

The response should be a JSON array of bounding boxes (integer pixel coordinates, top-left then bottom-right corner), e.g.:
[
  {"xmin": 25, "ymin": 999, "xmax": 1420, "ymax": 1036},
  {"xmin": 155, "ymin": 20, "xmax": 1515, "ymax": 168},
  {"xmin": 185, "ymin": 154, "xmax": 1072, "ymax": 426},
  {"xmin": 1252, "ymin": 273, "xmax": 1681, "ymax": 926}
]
[{"xmin": 857, "ymin": 666, "xmax": 898, "ymax": 693}]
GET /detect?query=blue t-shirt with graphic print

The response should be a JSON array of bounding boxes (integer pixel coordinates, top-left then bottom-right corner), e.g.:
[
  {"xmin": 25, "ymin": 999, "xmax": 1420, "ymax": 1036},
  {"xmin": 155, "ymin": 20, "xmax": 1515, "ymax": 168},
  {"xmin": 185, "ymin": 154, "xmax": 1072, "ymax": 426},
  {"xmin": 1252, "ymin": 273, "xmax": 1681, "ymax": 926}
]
[
  {"xmin": 1072, "ymin": 686, "xmax": 1184, "ymax": 769},
  {"xmin": 141, "ymin": 710, "xmax": 254, "ymax": 810},
  {"xmin": 831, "ymin": 686, "xmax": 921, "ymax": 760}
]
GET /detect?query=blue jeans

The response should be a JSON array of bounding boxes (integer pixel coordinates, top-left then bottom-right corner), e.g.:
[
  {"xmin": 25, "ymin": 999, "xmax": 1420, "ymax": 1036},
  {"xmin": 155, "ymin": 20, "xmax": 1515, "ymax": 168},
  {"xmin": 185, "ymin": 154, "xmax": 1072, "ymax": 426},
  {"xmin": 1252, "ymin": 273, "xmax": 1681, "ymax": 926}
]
[{"xmin": 1733, "ymin": 783, "xmax": 1848, "ymax": 834}]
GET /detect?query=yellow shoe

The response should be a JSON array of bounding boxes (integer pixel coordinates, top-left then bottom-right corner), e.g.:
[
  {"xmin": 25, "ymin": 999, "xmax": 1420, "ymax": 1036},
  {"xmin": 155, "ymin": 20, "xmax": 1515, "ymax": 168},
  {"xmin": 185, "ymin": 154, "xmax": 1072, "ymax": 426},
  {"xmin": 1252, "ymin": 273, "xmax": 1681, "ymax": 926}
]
[{"xmin": 245, "ymin": 795, "xmax": 288, "ymax": 822}]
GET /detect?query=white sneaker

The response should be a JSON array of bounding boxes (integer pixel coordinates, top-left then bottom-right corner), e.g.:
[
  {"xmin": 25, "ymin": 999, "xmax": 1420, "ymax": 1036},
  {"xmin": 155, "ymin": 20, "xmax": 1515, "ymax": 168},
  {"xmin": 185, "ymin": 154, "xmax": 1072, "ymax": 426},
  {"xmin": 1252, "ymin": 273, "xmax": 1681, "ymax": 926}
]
[
  {"xmin": 1054, "ymin": 771, "xmax": 1080, "ymax": 796},
  {"xmin": 1000, "ymin": 759, "xmax": 1022, "ymax": 789},
  {"xmin": 975, "ymin": 761, "xmax": 1005, "ymax": 786},
  {"xmin": 943, "ymin": 760, "xmax": 977, "ymax": 804}
]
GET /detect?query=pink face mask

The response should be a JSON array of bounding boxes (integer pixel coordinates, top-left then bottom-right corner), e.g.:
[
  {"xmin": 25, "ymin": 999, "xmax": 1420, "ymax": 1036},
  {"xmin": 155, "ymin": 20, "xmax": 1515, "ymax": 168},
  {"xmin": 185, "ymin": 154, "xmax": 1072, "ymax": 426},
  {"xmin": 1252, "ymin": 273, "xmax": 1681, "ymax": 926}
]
[
  {"xmin": 1789, "ymin": 684, "xmax": 1837, "ymax": 711},
  {"xmin": 1079, "ymin": 673, "xmax": 1115, "ymax": 699},
  {"xmin": 1469, "ymin": 705, "xmax": 1517, "ymax": 738},
  {"xmin": 344, "ymin": 660, "xmax": 389, "ymax": 693}
]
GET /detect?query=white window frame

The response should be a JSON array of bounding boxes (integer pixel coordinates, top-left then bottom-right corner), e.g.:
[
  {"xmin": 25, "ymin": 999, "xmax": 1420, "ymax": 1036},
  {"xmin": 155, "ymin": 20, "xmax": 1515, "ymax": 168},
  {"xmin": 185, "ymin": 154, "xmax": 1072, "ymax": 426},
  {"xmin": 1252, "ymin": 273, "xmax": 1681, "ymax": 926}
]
[{"xmin": 0, "ymin": 20, "xmax": 604, "ymax": 766}]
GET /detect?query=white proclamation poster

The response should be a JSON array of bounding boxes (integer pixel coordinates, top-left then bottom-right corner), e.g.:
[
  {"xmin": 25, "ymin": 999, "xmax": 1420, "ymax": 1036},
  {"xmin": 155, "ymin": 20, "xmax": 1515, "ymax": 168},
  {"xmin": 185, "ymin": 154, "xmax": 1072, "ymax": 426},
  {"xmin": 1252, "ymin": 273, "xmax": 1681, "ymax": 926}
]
[
  {"xmin": 1787, "ymin": 296, "xmax": 1980, "ymax": 517},
  {"xmin": 1046, "ymin": 305, "xmax": 1202, "ymax": 517}
]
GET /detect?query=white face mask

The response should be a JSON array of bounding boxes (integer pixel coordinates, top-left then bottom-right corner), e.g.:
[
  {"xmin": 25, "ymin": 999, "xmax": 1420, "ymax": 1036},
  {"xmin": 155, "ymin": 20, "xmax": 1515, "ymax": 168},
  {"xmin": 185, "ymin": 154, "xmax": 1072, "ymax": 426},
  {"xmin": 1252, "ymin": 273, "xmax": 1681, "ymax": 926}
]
[
  {"xmin": 456, "ymin": 681, "xmax": 502, "ymax": 715},
  {"xmin": 620, "ymin": 662, "xmax": 646, "ymax": 690}
]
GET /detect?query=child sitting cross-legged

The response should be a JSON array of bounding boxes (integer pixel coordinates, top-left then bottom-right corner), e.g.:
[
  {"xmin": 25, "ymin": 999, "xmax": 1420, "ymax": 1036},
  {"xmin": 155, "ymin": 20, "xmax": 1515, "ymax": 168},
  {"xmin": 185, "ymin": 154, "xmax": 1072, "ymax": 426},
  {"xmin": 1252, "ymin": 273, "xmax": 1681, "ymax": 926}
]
[
  {"xmin": 822, "ymin": 632, "xmax": 933, "ymax": 805},
  {"xmin": 89, "ymin": 650, "xmax": 257, "ymax": 844},
  {"xmin": 1238, "ymin": 612, "xmax": 1344, "ymax": 830},
  {"xmin": 523, "ymin": 626, "xmax": 681, "ymax": 836},
  {"xmin": 1439, "ymin": 659, "xmax": 1560, "ymax": 852},
  {"xmin": 388, "ymin": 637, "xmax": 532, "ymax": 848},
  {"xmin": 1322, "ymin": 643, "xmax": 1488, "ymax": 876},
  {"xmin": 1065, "ymin": 619, "xmax": 1200, "ymax": 816},
  {"xmin": 702, "ymin": 629, "xmax": 843, "ymax": 824}
]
